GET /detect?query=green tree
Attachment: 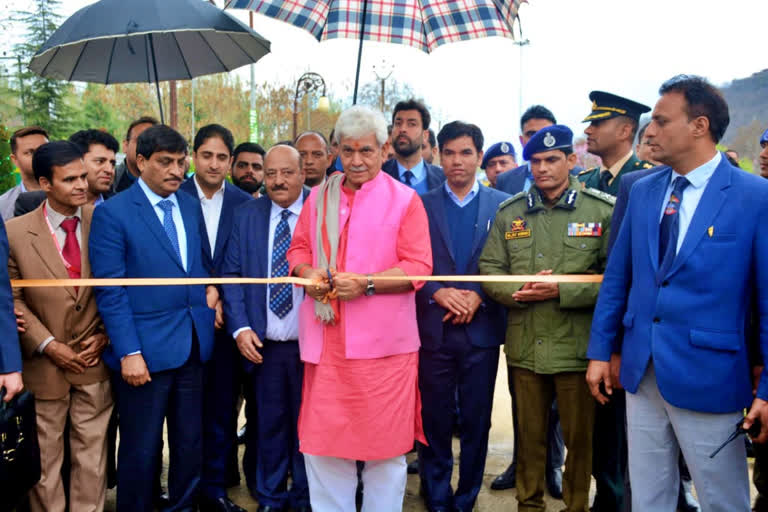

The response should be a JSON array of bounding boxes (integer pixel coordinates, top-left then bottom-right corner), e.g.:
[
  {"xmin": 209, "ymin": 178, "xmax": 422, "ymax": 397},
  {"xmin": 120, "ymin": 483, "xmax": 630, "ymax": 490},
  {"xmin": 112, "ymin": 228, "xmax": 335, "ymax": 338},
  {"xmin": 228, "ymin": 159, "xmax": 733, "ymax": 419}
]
[
  {"xmin": 12, "ymin": 0, "xmax": 79, "ymax": 138},
  {"xmin": 357, "ymin": 79, "xmax": 417, "ymax": 118},
  {"xmin": 0, "ymin": 124, "xmax": 17, "ymax": 193}
]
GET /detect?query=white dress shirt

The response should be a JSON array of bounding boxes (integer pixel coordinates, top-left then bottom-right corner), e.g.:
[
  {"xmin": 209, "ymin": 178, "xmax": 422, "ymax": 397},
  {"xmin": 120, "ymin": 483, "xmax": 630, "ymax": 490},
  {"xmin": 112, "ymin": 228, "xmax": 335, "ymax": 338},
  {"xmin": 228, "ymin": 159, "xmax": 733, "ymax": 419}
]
[
  {"xmin": 138, "ymin": 178, "xmax": 188, "ymax": 271},
  {"xmin": 658, "ymin": 152, "xmax": 721, "ymax": 253},
  {"xmin": 193, "ymin": 177, "xmax": 225, "ymax": 258},
  {"xmin": 444, "ymin": 178, "xmax": 480, "ymax": 208},
  {"xmin": 232, "ymin": 195, "xmax": 304, "ymax": 342}
]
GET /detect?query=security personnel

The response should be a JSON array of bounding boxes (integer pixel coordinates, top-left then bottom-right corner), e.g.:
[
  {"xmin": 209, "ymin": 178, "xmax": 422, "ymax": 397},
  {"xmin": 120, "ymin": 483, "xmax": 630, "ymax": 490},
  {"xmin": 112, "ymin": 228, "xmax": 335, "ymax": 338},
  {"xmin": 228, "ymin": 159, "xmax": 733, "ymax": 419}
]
[
  {"xmin": 480, "ymin": 141, "xmax": 517, "ymax": 188},
  {"xmin": 479, "ymin": 125, "xmax": 613, "ymax": 512},
  {"xmin": 578, "ymin": 91, "xmax": 654, "ymax": 196}
]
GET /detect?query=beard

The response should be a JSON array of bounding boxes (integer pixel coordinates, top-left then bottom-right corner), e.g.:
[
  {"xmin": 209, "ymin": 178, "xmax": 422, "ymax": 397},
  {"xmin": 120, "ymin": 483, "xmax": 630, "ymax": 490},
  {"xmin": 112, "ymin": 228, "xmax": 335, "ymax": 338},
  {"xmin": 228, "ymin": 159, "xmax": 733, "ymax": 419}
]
[
  {"xmin": 233, "ymin": 175, "xmax": 262, "ymax": 194},
  {"xmin": 394, "ymin": 136, "xmax": 420, "ymax": 158}
]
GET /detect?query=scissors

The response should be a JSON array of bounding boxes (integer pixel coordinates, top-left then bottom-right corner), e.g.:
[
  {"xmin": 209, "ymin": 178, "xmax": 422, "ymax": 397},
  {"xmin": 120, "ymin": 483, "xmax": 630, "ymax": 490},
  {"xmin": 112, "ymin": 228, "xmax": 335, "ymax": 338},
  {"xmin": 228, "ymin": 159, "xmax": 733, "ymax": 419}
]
[{"xmin": 709, "ymin": 418, "xmax": 761, "ymax": 458}]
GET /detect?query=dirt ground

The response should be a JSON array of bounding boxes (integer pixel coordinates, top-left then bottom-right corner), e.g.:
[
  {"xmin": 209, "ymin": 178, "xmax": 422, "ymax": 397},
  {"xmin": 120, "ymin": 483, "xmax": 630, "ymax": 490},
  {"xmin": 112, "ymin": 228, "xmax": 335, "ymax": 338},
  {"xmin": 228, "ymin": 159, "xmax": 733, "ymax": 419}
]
[{"xmin": 104, "ymin": 350, "xmax": 758, "ymax": 511}]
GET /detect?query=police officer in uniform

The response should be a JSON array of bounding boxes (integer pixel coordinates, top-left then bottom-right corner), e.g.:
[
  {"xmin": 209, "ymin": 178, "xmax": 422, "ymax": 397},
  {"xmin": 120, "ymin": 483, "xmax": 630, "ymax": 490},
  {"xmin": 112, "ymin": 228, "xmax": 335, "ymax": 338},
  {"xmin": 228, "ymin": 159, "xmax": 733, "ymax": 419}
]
[
  {"xmin": 480, "ymin": 141, "xmax": 517, "ymax": 188},
  {"xmin": 578, "ymin": 91, "xmax": 654, "ymax": 196},
  {"xmin": 479, "ymin": 125, "xmax": 614, "ymax": 512}
]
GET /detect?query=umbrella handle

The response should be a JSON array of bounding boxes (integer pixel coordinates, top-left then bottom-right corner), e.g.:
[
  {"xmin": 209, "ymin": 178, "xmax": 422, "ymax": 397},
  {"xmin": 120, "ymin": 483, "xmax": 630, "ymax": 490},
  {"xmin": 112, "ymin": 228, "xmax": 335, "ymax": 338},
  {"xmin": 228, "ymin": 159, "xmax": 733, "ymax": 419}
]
[
  {"xmin": 148, "ymin": 33, "xmax": 166, "ymax": 124},
  {"xmin": 352, "ymin": 0, "xmax": 369, "ymax": 105}
]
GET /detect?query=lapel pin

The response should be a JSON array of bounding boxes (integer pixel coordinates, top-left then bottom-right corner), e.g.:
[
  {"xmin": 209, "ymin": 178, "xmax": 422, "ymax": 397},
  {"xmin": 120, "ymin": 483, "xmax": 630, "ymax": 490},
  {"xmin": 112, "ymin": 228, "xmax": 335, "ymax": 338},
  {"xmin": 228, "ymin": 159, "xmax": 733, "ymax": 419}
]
[{"xmin": 708, "ymin": 226, "xmax": 714, "ymax": 238}]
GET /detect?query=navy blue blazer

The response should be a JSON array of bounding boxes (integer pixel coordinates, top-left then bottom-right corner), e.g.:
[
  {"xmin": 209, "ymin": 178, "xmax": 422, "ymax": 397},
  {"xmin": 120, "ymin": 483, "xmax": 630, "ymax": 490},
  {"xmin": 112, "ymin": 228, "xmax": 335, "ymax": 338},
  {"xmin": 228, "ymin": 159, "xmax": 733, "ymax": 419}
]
[
  {"xmin": 220, "ymin": 188, "xmax": 310, "ymax": 371},
  {"xmin": 178, "ymin": 177, "xmax": 253, "ymax": 275},
  {"xmin": 0, "ymin": 221, "xmax": 21, "ymax": 374},
  {"xmin": 416, "ymin": 184, "xmax": 509, "ymax": 350},
  {"xmin": 607, "ymin": 166, "xmax": 663, "ymax": 252},
  {"xmin": 381, "ymin": 158, "xmax": 445, "ymax": 191},
  {"xmin": 588, "ymin": 156, "xmax": 768, "ymax": 413},
  {"xmin": 89, "ymin": 182, "xmax": 216, "ymax": 373},
  {"xmin": 495, "ymin": 164, "xmax": 528, "ymax": 195}
]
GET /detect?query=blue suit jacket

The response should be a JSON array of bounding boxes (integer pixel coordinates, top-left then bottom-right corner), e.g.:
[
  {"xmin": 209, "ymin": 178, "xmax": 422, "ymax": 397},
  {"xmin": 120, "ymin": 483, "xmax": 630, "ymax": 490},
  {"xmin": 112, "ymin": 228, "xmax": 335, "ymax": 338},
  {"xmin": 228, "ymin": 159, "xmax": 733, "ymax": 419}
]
[
  {"xmin": 588, "ymin": 156, "xmax": 768, "ymax": 413},
  {"xmin": 495, "ymin": 164, "xmax": 528, "ymax": 195},
  {"xmin": 382, "ymin": 158, "xmax": 445, "ymax": 191},
  {"xmin": 220, "ymin": 188, "xmax": 310, "ymax": 371},
  {"xmin": 178, "ymin": 177, "xmax": 253, "ymax": 276},
  {"xmin": 89, "ymin": 182, "xmax": 216, "ymax": 373},
  {"xmin": 416, "ymin": 184, "xmax": 509, "ymax": 350},
  {"xmin": 0, "ymin": 221, "xmax": 21, "ymax": 374}
]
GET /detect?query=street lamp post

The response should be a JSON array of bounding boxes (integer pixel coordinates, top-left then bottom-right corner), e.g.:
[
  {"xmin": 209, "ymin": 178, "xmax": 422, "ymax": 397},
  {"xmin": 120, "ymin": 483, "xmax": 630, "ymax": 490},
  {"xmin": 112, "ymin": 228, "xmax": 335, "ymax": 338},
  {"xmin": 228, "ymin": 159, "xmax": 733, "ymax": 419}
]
[{"xmin": 293, "ymin": 72, "xmax": 330, "ymax": 141}]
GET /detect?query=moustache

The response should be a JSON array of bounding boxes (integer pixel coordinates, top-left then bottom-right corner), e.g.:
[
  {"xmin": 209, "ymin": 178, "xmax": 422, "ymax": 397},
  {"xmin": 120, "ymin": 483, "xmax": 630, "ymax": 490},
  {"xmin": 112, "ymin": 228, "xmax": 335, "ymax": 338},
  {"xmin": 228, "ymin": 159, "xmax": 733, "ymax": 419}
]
[{"xmin": 270, "ymin": 184, "xmax": 288, "ymax": 192}]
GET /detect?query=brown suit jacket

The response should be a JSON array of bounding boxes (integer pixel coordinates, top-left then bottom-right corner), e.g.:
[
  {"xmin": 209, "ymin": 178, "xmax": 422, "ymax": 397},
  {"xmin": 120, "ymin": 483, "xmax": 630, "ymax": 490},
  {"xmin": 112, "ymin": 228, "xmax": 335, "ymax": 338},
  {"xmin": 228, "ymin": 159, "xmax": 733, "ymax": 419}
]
[{"xmin": 6, "ymin": 202, "xmax": 109, "ymax": 400}]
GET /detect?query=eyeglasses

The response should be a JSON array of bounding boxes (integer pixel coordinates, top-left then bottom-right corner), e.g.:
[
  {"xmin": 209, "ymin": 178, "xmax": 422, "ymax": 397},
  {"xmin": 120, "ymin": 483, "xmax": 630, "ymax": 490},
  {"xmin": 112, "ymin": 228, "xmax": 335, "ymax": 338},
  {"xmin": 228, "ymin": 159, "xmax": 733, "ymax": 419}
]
[{"xmin": 264, "ymin": 169, "xmax": 298, "ymax": 179}]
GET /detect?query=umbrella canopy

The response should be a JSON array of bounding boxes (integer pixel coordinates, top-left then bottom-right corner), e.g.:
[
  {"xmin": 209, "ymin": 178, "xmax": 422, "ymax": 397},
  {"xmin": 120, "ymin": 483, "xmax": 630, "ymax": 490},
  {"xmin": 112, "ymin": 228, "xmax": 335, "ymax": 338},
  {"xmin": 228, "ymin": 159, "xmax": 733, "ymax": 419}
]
[
  {"xmin": 29, "ymin": 0, "xmax": 271, "ymax": 121},
  {"xmin": 31, "ymin": 0, "xmax": 270, "ymax": 83},
  {"xmin": 226, "ymin": 0, "xmax": 524, "ymax": 103},
  {"xmin": 227, "ymin": 0, "xmax": 522, "ymax": 53}
]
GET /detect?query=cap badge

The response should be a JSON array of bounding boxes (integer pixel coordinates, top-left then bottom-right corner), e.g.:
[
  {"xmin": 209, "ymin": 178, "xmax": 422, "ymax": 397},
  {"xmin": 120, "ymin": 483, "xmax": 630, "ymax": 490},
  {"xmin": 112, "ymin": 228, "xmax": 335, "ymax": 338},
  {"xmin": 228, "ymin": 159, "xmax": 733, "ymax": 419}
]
[
  {"xmin": 500, "ymin": 142, "xmax": 510, "ymax": 153},
  {"xmin": 543, "ymin": 132, "xmax": 556, "ymax": 148}
]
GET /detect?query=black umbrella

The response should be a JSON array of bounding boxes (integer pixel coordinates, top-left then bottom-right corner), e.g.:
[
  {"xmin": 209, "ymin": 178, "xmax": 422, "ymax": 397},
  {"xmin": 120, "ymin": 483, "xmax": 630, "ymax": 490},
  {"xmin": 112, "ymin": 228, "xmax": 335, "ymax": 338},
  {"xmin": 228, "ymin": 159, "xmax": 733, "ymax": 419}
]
[{"xmin": 29, "ymin": 0, "xmax": 271, "ymax": 123}]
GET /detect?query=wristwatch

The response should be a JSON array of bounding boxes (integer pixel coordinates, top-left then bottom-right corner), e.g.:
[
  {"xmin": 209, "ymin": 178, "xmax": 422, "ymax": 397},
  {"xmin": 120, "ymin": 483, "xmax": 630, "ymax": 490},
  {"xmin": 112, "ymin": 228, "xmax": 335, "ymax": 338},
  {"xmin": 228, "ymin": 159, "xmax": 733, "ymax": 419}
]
[{"xmin": 365, "ymin": 274, "xmax": 375, "ymax": 296}]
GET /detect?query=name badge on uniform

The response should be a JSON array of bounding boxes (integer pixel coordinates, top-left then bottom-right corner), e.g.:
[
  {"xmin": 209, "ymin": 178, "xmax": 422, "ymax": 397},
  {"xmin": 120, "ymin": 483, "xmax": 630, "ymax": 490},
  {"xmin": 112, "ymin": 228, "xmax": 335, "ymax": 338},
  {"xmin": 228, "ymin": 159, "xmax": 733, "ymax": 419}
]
[
  {"xmin": 568, "ymin": 222, "xmax": 602, "ymax": 237},
  {"xmin": 505, "ymin": 216, "xmax": 531, "ymax": 240}
]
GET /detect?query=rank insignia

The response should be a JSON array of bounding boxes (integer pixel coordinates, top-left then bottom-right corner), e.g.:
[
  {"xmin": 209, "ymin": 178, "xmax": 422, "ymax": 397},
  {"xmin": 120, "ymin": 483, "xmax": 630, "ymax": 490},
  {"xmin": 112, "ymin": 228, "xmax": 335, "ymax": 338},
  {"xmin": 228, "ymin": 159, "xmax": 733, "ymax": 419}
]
[
  {"xmin": 505, "ymin": 216, "xmax": 532, "ymax": 240},
  {"xmin": 565, "ymin": 190, "xmax": 578, "ymax": 206},
  {"xmin": 526, "ymin": 193, "xmax": 535, "ymax": 209},
  {"xmin": 568, "ymin": 222, "xmax": 602, "ymax": 237}
]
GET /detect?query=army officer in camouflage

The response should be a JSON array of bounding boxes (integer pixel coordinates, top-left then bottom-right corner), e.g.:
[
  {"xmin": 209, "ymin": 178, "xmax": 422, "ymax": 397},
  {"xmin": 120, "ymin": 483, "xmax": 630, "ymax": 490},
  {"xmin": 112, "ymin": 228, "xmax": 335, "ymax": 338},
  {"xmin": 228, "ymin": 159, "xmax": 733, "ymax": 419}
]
[
  {"xmin": 578, "ymin": 91, "xmax": 654, "ymax": 196},
  {"xmin": 479, "ymin": 125, "xmax": 614, "ymax": 512}
]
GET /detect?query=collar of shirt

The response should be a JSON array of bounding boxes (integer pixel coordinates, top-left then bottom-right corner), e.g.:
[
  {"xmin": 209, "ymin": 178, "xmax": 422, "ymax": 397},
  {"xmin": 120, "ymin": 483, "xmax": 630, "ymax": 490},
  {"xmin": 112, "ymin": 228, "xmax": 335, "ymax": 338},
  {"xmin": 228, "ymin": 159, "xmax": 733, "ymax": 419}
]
[
  {"xmin": 601, "ymin": 150, "xmax": 634, "ymax": 179},
  {"xmin": 396, "ymin": 158, "xmax": 426, "ymax": 183},
  {"xmin": 45, "ymin": 199, "xmax": 82, "ymax": 229},
  {"xmin": 670, "ymin": 151, "xmax": 721, "ymax": 190},
  {"xmin": 19, "ymin": 181, "xmax": 27, "ymax": 193},
  {"xmin": 192, "ymin": 175, "xmax": 226, "ymax": 201},
  {"xmin": 443, "ymin": 178, "xmax": 480, "ymax": 208},
  {"xmin": 93, "ymin": 194, "xmax": 105, "ymax": 207},
  {"xmin": 138, "ymin": 177, "xmax": 179, "ymax": 210},
  {"xmin": 270, "ymin": 194, "xmax": 304, "ymax": 221}
]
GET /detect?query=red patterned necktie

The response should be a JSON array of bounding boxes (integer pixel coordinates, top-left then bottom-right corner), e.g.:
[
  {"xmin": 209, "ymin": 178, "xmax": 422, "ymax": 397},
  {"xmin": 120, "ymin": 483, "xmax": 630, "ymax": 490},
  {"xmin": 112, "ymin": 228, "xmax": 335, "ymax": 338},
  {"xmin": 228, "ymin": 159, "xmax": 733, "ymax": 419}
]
[{"xmin": 59, "ymin": 217, "xmax": 81, "ymax": 280}]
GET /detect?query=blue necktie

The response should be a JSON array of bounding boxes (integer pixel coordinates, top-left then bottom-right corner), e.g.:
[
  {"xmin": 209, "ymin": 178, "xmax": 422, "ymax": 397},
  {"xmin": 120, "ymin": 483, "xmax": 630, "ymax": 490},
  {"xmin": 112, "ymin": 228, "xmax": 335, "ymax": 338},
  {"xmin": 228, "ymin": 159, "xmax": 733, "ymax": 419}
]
[
  {"xmin": 657, "ymin": 176, "xmax": 689, "ymax": 281},
  {"xmin": 403, "ymin": 170, "xmax": 414, "ymax": 187},
  {"xmin": 157, "ymin": 199, "xmax": 182, "ymax": 264},
  {"xmin": 269, "ymin": 210, "xmax": 293, "ymax": 319}
]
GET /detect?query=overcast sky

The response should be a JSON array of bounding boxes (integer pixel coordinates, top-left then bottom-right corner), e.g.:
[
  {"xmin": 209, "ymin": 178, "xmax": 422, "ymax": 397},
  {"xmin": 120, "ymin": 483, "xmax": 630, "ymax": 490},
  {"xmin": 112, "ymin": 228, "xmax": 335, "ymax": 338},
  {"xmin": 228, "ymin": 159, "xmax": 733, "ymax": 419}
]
[{"xmin": 5, "ymin": 0, "xmax": 768, "ymax": 154}]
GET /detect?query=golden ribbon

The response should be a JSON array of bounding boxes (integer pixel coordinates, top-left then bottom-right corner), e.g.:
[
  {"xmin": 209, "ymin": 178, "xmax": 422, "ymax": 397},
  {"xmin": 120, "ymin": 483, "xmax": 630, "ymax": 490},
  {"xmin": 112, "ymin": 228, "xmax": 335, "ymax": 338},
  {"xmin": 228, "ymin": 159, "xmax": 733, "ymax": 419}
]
[{"xmin": 10, "ymin": 274, "xmax": 603, "ymax": 288}]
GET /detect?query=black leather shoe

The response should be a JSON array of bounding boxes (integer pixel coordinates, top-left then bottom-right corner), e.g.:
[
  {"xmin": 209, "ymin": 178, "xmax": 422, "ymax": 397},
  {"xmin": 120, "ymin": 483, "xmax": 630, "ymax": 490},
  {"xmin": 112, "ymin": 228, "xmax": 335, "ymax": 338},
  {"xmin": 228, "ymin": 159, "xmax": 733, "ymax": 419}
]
[
  {"xmin": 407, "ymin": 458, "xmax": 420, "ymax": 474},
  {"xmin": 546, "ymin": 466, "xmax": 563, "ymax": 500},
  {"xmin": 677, "ymin": 478, "xmax": 701, "ymax": 512},
  {"xmin": 154, "ymin": 491, "xmax": 171, "ymax": 509},
  {"xmin": 237, "ymin": 424, "xmax": 247, "ymax": 445},
  {"xmin": 257, "ymin": 506, "xmax": 284, "ymax": 512},
  {"xmin": 199, "ymin": 496, "xmax": 247, "ymax": 512},
  {"xmin": 490, "ymin": 461, "xmax": 516, "ymax": 490}
]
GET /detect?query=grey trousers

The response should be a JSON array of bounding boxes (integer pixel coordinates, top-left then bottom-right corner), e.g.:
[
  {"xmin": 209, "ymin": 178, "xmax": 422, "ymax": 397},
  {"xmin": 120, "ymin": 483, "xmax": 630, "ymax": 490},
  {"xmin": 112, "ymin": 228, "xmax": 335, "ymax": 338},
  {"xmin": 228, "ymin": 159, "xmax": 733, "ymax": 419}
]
[{"xmin": 626, "ymin": 364, "xmax": 749, "ymax": 512}]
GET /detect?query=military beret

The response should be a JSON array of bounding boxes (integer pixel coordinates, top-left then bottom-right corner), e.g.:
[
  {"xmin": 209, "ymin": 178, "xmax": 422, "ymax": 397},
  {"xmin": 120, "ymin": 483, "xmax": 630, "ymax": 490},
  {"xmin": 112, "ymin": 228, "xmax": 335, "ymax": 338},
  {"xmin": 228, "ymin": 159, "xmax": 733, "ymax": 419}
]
[
  {"xmin": 760, "ymin": 128, "xmax": 768, "ymax": 145},
  {"xmin": 583, "ymin": 91, "xmax": 651, "ymax": 123},
  {"xmin": 523, "ymin": 125, "xmax": 573, "ymax": 161},
  {"xmin": 481, "ymin": 141, "xmax": 516, "ymax": 169}
]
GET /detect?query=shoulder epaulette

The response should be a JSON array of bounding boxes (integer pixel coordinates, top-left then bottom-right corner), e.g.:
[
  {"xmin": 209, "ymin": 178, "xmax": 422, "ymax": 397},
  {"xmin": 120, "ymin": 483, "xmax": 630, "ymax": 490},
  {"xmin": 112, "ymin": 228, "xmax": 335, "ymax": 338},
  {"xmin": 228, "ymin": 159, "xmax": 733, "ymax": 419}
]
[
  {"xmin": 582, "ymin": 187, "xmax": 616, "ymax": 205},
  {"xmin": 577, "ymin": 167, "xmax": 597, "ymax": 177},
  {"xmin": 498, "ymin": 191, "xmax": 527, "ymax": 210}
]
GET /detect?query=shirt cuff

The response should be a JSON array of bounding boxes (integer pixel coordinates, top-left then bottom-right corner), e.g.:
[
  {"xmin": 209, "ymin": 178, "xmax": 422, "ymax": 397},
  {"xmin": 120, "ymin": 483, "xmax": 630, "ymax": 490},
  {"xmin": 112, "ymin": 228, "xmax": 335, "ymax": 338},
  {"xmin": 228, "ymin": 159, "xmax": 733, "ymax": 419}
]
[
  {"xmin": 36, "ymin": 336, "xmax": 55, "ymax": 354},
  {"xmin": 121, "ymin": 351, "xmax": 141, "ymax": 360},
  {"xmin": 232, "ymin": 327, "xmax": 252, "ymax": 340}
]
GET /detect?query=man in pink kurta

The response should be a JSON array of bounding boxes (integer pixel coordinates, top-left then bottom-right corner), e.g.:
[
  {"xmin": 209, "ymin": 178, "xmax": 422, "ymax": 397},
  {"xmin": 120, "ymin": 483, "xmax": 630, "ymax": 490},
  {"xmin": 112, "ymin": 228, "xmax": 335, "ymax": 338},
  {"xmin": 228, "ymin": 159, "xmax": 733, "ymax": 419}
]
[{"xmin": 287, "ymin": 105, "xmax": 432, "ymax": 511}]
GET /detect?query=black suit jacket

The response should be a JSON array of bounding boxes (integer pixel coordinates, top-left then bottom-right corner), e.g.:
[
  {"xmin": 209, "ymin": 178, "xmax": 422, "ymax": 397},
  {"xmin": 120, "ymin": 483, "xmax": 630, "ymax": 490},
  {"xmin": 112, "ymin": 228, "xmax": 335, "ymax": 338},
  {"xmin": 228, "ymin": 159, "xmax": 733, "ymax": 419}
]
[
  {"xmin": 495, "ymin": 164, "xmax": 529, "ymax": 195},
  {"xmin": 381, "ymin": 158, "xmax": 444, "ymax": 191}
]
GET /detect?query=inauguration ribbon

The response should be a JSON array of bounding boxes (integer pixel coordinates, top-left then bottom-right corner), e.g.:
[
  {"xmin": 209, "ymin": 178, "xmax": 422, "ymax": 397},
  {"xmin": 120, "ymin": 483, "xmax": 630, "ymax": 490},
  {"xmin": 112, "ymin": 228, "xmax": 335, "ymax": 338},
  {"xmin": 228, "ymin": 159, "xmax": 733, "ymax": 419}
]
[{"xmin": 10, "ymin": 274, "xmax": 603, "ymax": 288}]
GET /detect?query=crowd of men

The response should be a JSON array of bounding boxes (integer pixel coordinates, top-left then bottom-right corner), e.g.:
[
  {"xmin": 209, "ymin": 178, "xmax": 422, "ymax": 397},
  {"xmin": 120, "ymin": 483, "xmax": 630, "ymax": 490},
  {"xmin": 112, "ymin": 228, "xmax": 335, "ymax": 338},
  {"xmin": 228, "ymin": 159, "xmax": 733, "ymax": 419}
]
[{"xmin": 1, "ymin": 72, "xmax": 768, "ymax": 512}]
